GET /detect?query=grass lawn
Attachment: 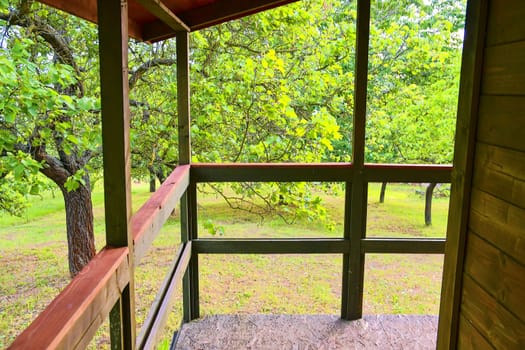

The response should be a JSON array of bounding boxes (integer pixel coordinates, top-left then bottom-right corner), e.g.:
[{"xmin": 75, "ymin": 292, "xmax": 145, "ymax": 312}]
[{"xmin": 0, "ymin": 182, "xmax": 448, "ymax": 348}]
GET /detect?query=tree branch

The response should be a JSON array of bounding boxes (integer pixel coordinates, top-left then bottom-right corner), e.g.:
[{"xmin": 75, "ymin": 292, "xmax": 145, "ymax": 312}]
[
  {"xmin": 0, "ymin": 2, "xmax": 84, "ymax": 95},
  {"xmin": 129, "ymin": 58, "xmax": 176, "ymax": 90}
]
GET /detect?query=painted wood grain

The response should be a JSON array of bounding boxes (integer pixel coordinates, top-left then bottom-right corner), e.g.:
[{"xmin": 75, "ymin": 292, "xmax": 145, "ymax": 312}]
[
  {"xmin": 469, "ymin": 188, "xmax": 525, "ymax": 265},
  {"xmin": 477, "ymin": 96, "xmax": 525, "ymax": 152},
  {"xmin": 8, "ymin": 247, "xmax": 129, "ymax": 349},
  {"xmin": 457, "ymin": 315, "xmax": 495, "ymax": 349},
  {"xmin": 132, "ymin": 165, "xmax": 189, "ymax": 264},
  {"xmin": 486, "ymin": 0, "xmax": 525, "ymax": 47},
  {"xmin": 461, "ymin": 274, "xmax": 525, "ymax": 349},
  {"xmin": 464, "ymin": 232, "xmax": 525, "ymax": 322},
  {"xmin": 482, "ymin": 40, "xmax": 525, "ymax": 95}
]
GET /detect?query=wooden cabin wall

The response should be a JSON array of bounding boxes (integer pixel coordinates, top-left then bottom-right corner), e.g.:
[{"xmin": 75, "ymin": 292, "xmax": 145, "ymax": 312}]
[{"xmin": 457, "ymin": 1, "xmax": 525, "ymax": 348}]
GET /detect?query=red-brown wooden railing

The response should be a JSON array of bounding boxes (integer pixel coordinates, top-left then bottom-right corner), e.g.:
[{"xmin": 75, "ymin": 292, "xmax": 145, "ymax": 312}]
[
  {"xmin": 9, "ymin": 165, "xmax": 190, "ymax": 349},
  {"xmin": 9, "ymin": 163, "xmax": 451, "ymax": 349}
]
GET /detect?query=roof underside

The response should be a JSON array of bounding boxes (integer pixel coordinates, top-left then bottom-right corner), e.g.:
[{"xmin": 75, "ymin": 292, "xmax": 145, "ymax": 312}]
[{"xmin": 38, "ymin": 0, "xmax": 298, "ymax": 42}]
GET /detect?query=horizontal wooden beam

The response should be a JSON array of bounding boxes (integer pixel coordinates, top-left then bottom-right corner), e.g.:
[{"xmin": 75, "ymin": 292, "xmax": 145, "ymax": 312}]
[
  {"xmin": 9, "ymin": 247, "xmax": 130, "ymax": 349},
  {"xmin": 363, "ymin": 164, "xmax": 452, "ymax": 183},
  {"xmin": 133, "ymin": 165, "xmax": 190, "ymax": 264},
  {"xmin": 138, "ymin": 242, "xmax": 191, "ymax": 349},
  {"xmin": 38, "ymin": 0, "xmax": 144, "ymax": 40},
  {"xmin": 190, "ymin": 163, "xmax": 452, "ymax": 184},
  {"xmin": 192, "ymin": 238, "xmax": 350, "ymax": 254},
  {"xmin": 142, "ymin": 0, "xmax": 298, "ymax": 42},
  {"xmin": 134, "ymin": 0, "xmax": 189, "ymax": 33},
  {"xmin": 183, "ymin": 0, "xmax": 298, "ymax": 31},
  {"xmin": 362, "ymin": 238, "xmax": 446, "ymax": 254},
  {"xmin": 191, "ymin": 163, "xmax": 352, "ymax": 182},
  {"xmin": 193, "ymin": 238, "xmax": 445, "ymax": 255}
]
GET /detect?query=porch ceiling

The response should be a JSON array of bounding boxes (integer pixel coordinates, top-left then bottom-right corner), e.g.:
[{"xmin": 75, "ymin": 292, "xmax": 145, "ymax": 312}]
[{"xmin": 37, "ymin": 0, "xmax": 298, "ymax": 42}]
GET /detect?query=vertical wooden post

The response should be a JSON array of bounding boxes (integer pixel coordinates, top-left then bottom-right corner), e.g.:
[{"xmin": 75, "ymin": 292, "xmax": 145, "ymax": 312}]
[
  {"xmin": 437, "ymin": 1, "xmax": 488, "ymax": 348},
  {"xmin": 176, "ymin": 31, "xmax": 199, "ymax": 321},
  {"xmin": 342, "ymin": 0, "xmax": 370, "ymax": 321},
  {"xmin": 97, "ymin": 0, "xmax": 136, "ymax": 348},
  {"xmin": 177, "ymin": 31, "xmax": 191, "ymax": 165}
]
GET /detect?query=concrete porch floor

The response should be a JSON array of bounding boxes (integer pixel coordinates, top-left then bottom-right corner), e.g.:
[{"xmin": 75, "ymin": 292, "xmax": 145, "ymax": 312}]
[{"xmin": 174, "ymin": 314, "xmax": 438, "ymax": 349}]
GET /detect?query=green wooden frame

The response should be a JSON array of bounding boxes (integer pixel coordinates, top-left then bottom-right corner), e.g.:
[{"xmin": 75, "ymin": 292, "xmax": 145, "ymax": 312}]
[
  {"xmin": 97, "ymin": 0, "xmax": 136, "ymax": 348},
  {"xmin": 181, "ymin": 0, "xmax": 451, "ymax": 324},
  {"xmin": 437, "ymin": 0, "xmax": 489, "ymax": 349}
]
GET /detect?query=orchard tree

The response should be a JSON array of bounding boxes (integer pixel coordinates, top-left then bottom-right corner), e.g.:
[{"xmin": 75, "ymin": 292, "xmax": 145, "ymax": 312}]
[
  {"xmin": 365, "ymin": 0, "xmax": 465, "ymax": 221},
  {"xmin": 366, "ymin": 0, "xmax": 464, "ymax": 164},
  {"xmin": 186, "ymin": 0, "xmax": 353, "ymax": 223},
  {"xmin": 0, "ymin": 1, "xmax": 175, "ymax": 275},
  {"xmin": 126, "ymin": 0, "xmax": 355, "ymax": 224},
  {"xmin": 1, "ymin": 1, "xmax": 101, "ymax": 276}
]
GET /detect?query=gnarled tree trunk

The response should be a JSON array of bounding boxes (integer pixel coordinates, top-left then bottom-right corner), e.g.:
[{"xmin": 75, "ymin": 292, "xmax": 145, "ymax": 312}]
[
  {"xmin": 379, "ymin": 182, "xmax": 387, "ymax": 203},
  {"xmin": 61, "ymin": 183, "xmax": 96, "ymax": 277},
  {"xmin": 425, "ymin": 182, "xmax": 437, "ymax": 226}
]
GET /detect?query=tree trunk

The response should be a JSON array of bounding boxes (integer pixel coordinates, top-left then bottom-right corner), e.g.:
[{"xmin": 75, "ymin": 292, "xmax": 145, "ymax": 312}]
[
  {"xmin": 156, "ymin": 167, "xmax": 166, "ymax": 185},
  {"xmin": 149, "ymin": 171, "xmax": 156, "ymax": 192},
  {"xmin": 61, "ymin": 183, "xmax": 96, "ymax": 277},
  {"xmin": 425, "ymin": 183, "xmax": 437, "ymax": 226},
  {"xmin": 379, "ymin": 182, "xmax": 387, "ymax": 203}
]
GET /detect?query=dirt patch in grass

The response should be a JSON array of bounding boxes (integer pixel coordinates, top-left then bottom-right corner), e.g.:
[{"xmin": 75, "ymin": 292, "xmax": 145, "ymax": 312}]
[
  {"xmin": 0, "ymin": 249, "xmax": 70, "ymax": 347},
  {"xmin": 199, "ymin": 253, "xmax": 443, "ymax": 317}
]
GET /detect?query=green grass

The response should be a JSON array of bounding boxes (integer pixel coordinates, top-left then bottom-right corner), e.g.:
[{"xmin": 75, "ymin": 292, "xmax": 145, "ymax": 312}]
[{"xmin": 0, "ymin": 182, "xmax": 449, "ymax": 348}]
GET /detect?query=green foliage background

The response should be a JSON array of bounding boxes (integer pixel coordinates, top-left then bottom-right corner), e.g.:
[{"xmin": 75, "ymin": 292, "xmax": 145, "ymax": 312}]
[{"xmin": 0, "ymin": 0, "xmax": 465, "ymax": 230}]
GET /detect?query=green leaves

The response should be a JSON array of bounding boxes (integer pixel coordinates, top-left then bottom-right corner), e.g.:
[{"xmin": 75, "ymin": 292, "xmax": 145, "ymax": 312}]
[
  {"xmin": 366, "ymin": 0, "xmax": 465, "ymax": 165},
  {"xmin": 64, "ymin": 169, "xmax": 87, "ymax": 192},
  {"xmin": 204, "ymin": 219, "xmax": 225, "ymax": 236},
  {"xmin": 0, "ymin": 31, "xmax": 99, "ymax": 215}
]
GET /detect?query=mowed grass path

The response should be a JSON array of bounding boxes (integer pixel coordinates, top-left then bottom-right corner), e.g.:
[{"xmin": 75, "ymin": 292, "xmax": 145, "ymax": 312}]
[{"xmin": 0, "ymin": 182, "xmax": 448, "ymax": 348}]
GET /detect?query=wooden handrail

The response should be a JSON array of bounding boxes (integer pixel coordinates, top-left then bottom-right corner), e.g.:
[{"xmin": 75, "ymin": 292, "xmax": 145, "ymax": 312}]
[
  {"xmin": 133, "ymin": 165, "xmax": 190, "ymax": 264},
  {"xmin": 361, "ymin": 238, "xmax": 446, "ymax": 254},
  {"xmin": 192, "ymin": 238, "xmax": 350, "ymax": 254},
  {"xmin": 8, "ymin": 247, "xmax": 129, "ymax": 349},
  {"xmin": 9, "ymin": 166, "xmax": 190, "ymax": 349}
]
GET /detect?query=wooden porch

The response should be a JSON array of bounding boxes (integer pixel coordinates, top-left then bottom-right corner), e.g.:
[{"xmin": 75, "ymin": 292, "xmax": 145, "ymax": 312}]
[
  {"xmin": 8, "ymin": 161, "xmax": 450, "ymax": 349},
  {"xmin": 7, "ymin": 0, "xmax": 525, "ymax": 349},
  {"xmin": 174, "ymin": 314, "xmax": 439, "ymax": 349}
]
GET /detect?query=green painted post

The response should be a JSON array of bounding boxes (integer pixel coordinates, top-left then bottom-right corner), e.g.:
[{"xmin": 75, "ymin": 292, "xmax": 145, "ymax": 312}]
[
  {"xmin": 97, "ymin": 0, "xmax": 136, "ymax": 348},
  {"xmin": 342, "ymin": 0, "xmax": 370, "ymax": 321},
  {"xmin": 189, "ymin": 182, "xmax": 200, "ymax": 318},
  {"xmin": 176, "ymin": 31, "xmax": 199, "ymax": 321}
]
